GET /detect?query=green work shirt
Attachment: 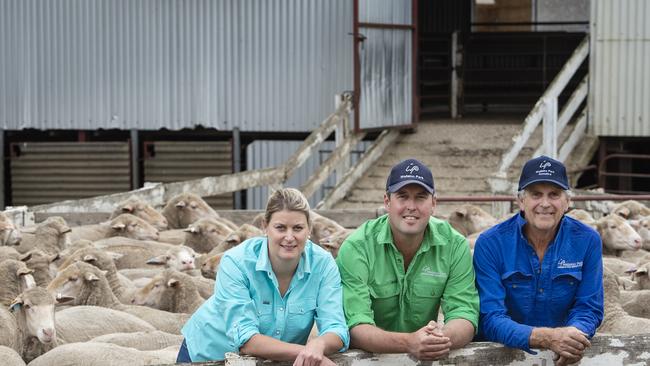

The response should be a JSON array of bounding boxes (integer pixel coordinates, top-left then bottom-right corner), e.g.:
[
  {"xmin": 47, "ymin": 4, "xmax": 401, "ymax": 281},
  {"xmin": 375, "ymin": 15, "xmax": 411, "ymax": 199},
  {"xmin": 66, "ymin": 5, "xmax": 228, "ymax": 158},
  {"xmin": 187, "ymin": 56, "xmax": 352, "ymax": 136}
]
[{"xmin": 336, "ymin": 214, "xmax": 479, "ymax": 333}]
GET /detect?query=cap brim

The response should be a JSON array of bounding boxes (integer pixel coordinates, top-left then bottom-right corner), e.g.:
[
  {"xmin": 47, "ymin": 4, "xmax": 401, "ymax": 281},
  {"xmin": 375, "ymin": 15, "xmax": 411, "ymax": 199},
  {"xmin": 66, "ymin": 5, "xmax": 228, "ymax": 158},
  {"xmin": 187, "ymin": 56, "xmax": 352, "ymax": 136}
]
[
  {"xmin": 519, "ymin": 178, "xmax": 569, "ymax": 191},
  {"xmin": 387, "ymin": 180, "xmax": 434, "ymax": 194}
]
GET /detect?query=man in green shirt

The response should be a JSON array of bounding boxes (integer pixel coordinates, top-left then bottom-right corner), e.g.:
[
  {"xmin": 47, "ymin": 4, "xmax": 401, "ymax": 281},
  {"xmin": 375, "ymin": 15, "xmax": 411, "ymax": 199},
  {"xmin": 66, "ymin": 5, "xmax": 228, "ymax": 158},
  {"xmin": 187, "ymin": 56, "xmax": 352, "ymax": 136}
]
[{"xmin": 336, "ymin": 158, "xmax": 479, "ymax": 360}]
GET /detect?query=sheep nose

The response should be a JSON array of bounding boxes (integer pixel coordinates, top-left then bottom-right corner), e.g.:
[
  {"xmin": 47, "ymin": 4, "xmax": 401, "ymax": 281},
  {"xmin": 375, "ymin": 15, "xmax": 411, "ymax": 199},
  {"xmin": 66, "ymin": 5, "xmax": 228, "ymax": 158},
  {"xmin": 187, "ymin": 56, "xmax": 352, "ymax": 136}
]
[
  {"xmin": 43, "ymin": 328, "xmax": 53, "ymax": 337},
  {"xmin": 131, "ymin": 298, "xmax": 136, "ymax": 304}
]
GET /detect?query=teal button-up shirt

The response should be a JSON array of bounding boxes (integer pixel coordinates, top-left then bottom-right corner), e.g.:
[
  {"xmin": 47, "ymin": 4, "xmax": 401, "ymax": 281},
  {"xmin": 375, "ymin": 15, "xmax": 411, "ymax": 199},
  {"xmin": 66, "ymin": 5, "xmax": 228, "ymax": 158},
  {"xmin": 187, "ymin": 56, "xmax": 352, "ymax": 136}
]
[{"xmin": 181, "ymin": 236, "xmax": 350, "ymax": 362}]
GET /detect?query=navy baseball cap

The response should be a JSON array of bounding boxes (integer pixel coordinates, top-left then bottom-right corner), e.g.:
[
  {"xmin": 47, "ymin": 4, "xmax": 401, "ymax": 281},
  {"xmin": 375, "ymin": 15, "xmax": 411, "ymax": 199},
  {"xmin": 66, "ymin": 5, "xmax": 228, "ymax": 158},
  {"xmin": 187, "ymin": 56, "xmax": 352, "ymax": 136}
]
[
  {"xmin": 386, "ymin": 159, "xmax": 435, "ymax": 194},
  {"xmin": 518, "ymin": 155, "xmax": 569, "ymax": 191}
]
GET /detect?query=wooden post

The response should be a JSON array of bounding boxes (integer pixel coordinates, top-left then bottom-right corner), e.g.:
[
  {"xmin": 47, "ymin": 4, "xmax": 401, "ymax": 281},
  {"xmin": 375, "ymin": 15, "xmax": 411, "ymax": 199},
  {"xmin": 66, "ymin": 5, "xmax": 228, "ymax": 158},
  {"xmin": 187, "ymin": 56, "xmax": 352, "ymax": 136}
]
[
  {"xmin": 334, "ymin": 94, "xmax": 350, "ymax": 185},
  {"xmin": 543, "ymin": 97, "xmax": 558, "ymax": 159}
]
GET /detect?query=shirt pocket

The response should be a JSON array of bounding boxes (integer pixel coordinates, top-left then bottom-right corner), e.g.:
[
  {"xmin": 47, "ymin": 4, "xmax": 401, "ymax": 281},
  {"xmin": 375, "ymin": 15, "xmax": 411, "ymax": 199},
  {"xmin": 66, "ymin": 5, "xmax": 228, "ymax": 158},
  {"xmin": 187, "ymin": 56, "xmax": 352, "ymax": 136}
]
[
  {"xmin": 410, "ymin": 279, "xmax": 445, "ymax": 325},
  {"xmin": 502, "ymin": 271, "xmax": 534, "ymax": 315},
  {"xmin": 369, "ymin": 281, "xmax": 400, "ymax": 327},
  {"xmin": 256, "ymin": 303, "xmax": 274, "ymax": 335},
  {"xmin": 286, "ymin": 297, "xmax": 317, "ymax": 339},
  {"xmin": 551, "ymin": 271, "xmax": 582, "ymax": 311}
]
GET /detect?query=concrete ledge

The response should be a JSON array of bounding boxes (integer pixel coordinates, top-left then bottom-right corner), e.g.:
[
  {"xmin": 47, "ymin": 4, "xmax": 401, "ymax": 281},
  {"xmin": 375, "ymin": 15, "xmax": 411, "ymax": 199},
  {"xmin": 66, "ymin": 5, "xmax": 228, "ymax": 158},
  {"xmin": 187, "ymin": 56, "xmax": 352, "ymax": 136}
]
[{"xmin": 171, "ymin": 335, "xmax": 650, "ymax": 366}]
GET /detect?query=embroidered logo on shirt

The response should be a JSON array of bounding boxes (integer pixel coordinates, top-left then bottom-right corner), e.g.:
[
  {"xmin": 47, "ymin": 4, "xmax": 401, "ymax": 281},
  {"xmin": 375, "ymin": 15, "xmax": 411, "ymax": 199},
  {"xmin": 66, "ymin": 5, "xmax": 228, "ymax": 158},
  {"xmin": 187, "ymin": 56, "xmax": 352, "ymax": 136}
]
[
  {"xmin": 557, "ymin": 259, "xmax": 583, "ymax": 269},
  {"xmin": 421, "ymin": 266, "xmax": 447, "ymax": 278}
]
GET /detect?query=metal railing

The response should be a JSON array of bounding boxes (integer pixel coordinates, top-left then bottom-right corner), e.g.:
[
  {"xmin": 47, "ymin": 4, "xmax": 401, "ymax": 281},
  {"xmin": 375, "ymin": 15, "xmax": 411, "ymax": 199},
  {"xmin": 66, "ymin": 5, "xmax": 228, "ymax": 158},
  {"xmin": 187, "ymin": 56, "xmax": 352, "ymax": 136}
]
[
  {"xmin": 598, "ymin": 153, "xmax": 650, "ymax": 194},
  {"xmin": 489, "ymin": 36, "xmax": 590, "ymax": 197}
]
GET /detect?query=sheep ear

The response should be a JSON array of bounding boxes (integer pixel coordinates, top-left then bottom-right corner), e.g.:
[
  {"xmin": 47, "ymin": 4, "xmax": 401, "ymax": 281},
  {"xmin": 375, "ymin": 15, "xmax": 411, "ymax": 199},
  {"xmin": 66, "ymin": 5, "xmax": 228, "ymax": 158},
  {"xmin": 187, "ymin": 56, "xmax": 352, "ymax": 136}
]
[
  {"xmin": 146, "ymin": 255, "xmax": 167, "ymax": 266},
  {"xmin": 84, "ymin": 272, "xmax": 100, "ymax": 282},
  {"xmin": 183, "ymin": 226, "xmax": 198, "ymax": 233},
  {"xmin": 112, "ymin": 223, "xmax": 126, "ymax": 231},
  {"xmin": 48, "ymin": 253, "xmax": 60, "ymax": 263},
  {"xmin": 167, "ymin": 278, "xmax": 180, "ymax": 287},
  {"xmin": 17, "ymin": 267, "xmax": 34, "ymax": 276},
  {"xmin": 636, "ymin": 267, "xmax": 648, "ymax": 274},
  {"xmin": 454, "ymin": 208, "xmax": 467, "ymax": 217},
  {"xmin": 175, "ymin": 201, "xmax": 186, "ymax": 209},
  {"xmin": 55, "ymin": 294, "xmax": 75, "ymax": 304},
  {"xmin": 9, "ymin": 296, "xmax": 24, "ymax": 312},
  {"xmin": 19, "ymin": 252, "xmax": 33, "ymax": 262},
  {"xmin": 121, "ymin": 205, "xmax": 134, "ymax": 213},
  {"xmin": 82, "ymin": 254, "xmax": 98, "ymax": 263},
  {"xmin": 227, "ymin": 233, "xmax": 241, "ymax": 244}
]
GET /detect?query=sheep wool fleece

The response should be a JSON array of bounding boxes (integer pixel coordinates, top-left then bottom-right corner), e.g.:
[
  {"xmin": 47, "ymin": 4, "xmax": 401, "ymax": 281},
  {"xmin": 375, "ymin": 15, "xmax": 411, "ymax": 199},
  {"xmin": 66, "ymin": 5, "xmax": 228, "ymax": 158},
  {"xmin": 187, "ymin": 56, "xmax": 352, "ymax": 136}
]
[
  {"xmin": 473, "ymin": 213, "xmax": 604, "ymax": 353},
  {"xmin": 336, "ymin": 214, "xmax": 479, "ymax": 332},
  {"xmin": 181, "ymin": 237, "xmax": 350, "ymax": 362}
]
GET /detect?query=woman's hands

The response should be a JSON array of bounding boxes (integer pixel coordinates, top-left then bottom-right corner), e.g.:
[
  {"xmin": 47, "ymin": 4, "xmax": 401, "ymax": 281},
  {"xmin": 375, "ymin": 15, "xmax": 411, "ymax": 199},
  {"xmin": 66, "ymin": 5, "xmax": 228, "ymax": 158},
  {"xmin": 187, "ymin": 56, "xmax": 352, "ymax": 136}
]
[{"xmin": 293, "ymin": 337, "xmax": 336, "ymax": 366}]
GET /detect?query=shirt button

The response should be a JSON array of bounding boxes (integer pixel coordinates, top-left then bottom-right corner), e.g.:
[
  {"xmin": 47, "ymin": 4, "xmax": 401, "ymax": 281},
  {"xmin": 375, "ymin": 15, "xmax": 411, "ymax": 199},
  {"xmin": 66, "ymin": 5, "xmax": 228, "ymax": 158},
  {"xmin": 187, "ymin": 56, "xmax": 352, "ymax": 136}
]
[
  {"xmin": 537, "ymin": 269, "xmax": 541, "ymax": 274},
  {"xmin": 512, "ymin": 284, "xmax": 517, "ymax": 288},
  {"xmin": 539, "ymin": 288, "xmax": 544, "ymax": 293},
  {"xmin": 275, "ymin": 330, "xmax": 280, "ymax": 335},
  {"xmin": 279, "ymin": 307, "xmax": 284, "ymax": 311}
]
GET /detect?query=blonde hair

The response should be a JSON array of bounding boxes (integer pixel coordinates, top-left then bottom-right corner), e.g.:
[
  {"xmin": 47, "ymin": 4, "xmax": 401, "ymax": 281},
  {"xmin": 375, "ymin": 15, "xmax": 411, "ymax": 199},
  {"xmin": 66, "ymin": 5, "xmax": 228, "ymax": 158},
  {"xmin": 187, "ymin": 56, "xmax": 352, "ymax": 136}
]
[{"xmin": 264, "ymin": 188, "xmax": 312, "ymax": 228}]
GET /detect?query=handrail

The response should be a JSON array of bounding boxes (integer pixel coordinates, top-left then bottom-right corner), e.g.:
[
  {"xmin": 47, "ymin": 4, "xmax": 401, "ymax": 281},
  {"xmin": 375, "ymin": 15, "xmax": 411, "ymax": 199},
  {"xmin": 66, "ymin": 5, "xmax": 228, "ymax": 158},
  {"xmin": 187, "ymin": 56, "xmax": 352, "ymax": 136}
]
[
  {"xmin": 490, "ymin": 36, "xmax": 589, "ymax": 193},
  {"xmin": 598, "ymin": 153, "xmax": 650, "ymax": 193}
]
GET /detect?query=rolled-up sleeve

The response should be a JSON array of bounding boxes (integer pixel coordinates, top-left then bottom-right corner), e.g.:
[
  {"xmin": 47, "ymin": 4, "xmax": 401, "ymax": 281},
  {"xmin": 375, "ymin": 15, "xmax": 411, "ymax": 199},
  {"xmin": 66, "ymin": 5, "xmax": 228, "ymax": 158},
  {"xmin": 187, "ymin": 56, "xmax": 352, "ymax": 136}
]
[
  {"xmin": 336, "ymin": 239, "xmax": 375, "ymax": 329},
  {"xmin": 474, "ymin": 235, "xmax": 535, "ymax": 353},
  {"xmin": 315, "ymin": 257, "xmax": 350, "ymax": 351},
  {"xmin": 216, "ymin": 255, "xmax": 260, "ymax": 350},
  {"xmin": 566, "ymin": 232, "xmax": 604, "ymax": 337},
  {"xmin": 441, "ymin": 235, "xmax": 479, "ymax": 331}
]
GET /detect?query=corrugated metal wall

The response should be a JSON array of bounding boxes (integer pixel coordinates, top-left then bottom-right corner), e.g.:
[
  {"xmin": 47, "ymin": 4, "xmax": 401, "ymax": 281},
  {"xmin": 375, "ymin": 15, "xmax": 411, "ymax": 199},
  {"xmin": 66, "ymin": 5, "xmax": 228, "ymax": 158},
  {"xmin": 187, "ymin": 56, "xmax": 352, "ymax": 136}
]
[
  {"xmin": 0, "ymin": 0, "xmax": 353, "ymax": 132},
  {"xmin": 10, "ymin": 142, "xmax": 131, "ymax": 206},
  {"xmin": 246, "ymin": 140, "xmax": 372, "ymax": 209},
  {"xmin": 143, "ymin": 141, "xmax": 233, "ymax": 209},
  {"xmin": 590, "ymin": 0, "xmax": 650, "ymax": 136}
]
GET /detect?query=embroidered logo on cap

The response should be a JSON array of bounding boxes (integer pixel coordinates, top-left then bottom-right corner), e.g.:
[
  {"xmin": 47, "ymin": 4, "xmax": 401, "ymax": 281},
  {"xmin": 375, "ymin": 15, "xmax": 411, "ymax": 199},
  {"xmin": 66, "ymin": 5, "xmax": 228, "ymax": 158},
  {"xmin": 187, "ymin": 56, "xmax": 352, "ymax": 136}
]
[{"xmin": 535, "ymin": 160, "xmax": 556, "ymax": 177}]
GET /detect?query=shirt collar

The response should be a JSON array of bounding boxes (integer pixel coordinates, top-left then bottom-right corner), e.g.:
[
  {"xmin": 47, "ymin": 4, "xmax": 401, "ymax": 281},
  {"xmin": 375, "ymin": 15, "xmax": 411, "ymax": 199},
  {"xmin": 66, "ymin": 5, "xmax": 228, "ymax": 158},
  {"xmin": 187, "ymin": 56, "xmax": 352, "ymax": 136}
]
[
  {"xmin": 255, "ymin": 238, "xmax": 312, "ymax": 279},
  {"xmin": 377, "ymin": 214, "xmax": 443, "ymax": 252}
]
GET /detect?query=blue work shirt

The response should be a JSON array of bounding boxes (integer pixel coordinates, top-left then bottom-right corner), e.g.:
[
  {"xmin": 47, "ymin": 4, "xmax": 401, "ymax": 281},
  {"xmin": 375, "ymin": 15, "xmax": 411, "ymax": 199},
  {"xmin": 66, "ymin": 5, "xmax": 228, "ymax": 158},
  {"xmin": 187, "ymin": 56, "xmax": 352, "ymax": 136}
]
[
  {"xmin": 473, "ymin": 213, "xmax": 604, "ymax": 353},
  {"xmin": 181, "ymin": 236, "xmax": 350, "ymax": 362}
]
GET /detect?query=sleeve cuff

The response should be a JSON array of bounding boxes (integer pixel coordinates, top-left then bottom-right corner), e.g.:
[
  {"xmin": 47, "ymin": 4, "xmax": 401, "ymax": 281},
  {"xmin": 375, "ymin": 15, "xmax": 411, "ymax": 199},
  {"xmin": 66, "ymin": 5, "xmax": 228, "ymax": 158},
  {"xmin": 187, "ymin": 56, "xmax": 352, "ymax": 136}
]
[
  {"xmin": 320, "ymin": 329, "xmax": 350, "ymax": 353},
  {"xmin": 346, "ymin": 314, "xmax": 375, "ymax": 329},
  {"xmin": 229, "ymin": 323, "xmax": 259, "ymax": 350},
  {"xmin": 443, "ymin": 313, "xmax": 479, "ymax": 334}
]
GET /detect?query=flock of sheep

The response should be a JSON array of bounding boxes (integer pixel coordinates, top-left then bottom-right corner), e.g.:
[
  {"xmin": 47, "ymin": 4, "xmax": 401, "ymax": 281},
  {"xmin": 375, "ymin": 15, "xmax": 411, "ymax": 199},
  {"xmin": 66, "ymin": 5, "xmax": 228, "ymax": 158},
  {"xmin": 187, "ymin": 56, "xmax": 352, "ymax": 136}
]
[{"xmin": 0, "ymin": 192, "xmax": 648, "ymax": 365}]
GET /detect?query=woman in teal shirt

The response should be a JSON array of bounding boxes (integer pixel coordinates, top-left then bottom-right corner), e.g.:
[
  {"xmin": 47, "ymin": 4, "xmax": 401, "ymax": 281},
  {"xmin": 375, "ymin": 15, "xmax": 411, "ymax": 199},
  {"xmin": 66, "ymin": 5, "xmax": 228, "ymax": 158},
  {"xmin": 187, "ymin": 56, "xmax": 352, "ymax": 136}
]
[{"xmin": 177, "ymin": 188, "xmax": 349, "ymax": 364}]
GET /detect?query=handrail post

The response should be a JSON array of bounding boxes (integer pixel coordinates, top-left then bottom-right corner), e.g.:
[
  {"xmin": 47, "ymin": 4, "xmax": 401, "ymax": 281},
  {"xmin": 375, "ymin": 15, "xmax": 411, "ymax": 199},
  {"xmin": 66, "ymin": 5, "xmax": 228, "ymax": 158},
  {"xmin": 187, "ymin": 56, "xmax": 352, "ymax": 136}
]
[
  {"xmin": 542, "ymin": 97, "xmax": 558, "ymax": 159},
  {"xmin": 335, "ymin": 94, "xmax": 351, "ymax": 185}
]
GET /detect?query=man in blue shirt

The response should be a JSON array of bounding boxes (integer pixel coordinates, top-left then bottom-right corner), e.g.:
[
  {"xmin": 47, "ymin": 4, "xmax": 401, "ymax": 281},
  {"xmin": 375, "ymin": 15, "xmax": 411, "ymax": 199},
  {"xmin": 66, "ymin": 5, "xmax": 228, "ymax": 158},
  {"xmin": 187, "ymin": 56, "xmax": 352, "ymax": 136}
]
[{"xmin": 474, "ymin": 156, "xmax": 603, "ymax": 366}]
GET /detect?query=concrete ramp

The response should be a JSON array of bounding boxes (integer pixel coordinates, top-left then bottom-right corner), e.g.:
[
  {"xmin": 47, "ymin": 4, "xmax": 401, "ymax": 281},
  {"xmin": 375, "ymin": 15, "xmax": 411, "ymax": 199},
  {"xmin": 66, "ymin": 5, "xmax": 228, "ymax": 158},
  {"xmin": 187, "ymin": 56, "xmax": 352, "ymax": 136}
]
[{"xmin": 333, "ymin": 115, "xmax": 595, "ymax": 218}]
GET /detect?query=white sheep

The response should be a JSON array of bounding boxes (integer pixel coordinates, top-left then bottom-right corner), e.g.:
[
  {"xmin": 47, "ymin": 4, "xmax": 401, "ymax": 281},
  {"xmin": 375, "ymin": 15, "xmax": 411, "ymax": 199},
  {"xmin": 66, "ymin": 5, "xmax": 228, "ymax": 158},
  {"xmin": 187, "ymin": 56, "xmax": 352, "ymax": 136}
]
[
  {"xmin": 89, "ymin": 330, "xmax": 183, "ymax": 351},
  {"xmin": 109, "ymin": 196, "xmax": 169, "ymax": 231},
  {"xmin": 0, "ymin": 287, "xmax": 64, "ymax": 363},
  {"xmin": 48, "ymin": 262, "xmax": 190, "ymax": 334},
  {"xmin": 207, "ymin": 223, "xmax": 263, "ymax": 256},
  {"xmin": 161, "ymin": 192, "xmax": 219, "ymax": 229},
  {"xmin": 183, "ymin": 217, "xmax": 234, "ymax": 253},
  {"xmin": 18, "ymin": 250, "xmax": 58, "ymax": 288},
  {"xmin": 92, "ymin": 237, "xmax": 178, "ymax": 270},
  {"xmin": 16, "ymin": 217, "xmax": 70, "ymax": 255},
  {"xmin": 629, "ymin": 216, "xmax": 650, "ymax": 250},
  {"xmin": 69, "ymin": 214, "xmax": 160, "ymax": 243},
  {"xmin": 0, "ymin": 212, "xmax": 22, "ymax": 246},
  {"xmin": 57, "ymin": 247, "xmax": 135, "ymax": 303},
  {"xmin": 54, "ymin": 306, "xmax": 156, "ymax": 344},
  {"xmin": 597, "ymin": 268, "xmax": 650, "ymax": 334},
  {"xmin": 447, "ymin": 204, "xmax": 497, "ymax": 236},
  {"xmin": 602, "ymin": 257, "xmax": 638, "ymax": 277},
  {"xmin": 0, "ymin": 345, "xmax": 25, "ymax": 366},
  {"xmin": 132, "ymin": 269, "xmax": 204, "ymax": 313},
  {"xmin": 145, "ymin": 245, "xmax": 198, "ymax": 273},
  {"xmin": 0, "ymin": 246, "xmax": 21, "ymax": 261},
  {"xmin": 566, "ymin": 208, "xmax": 597, "ymax": 229},
  {"xmin": 157, "ymin": 229, "xmax": 186, "ymax": 245},
  {"xmin": 611, "ymin": 200, "xmax": 650, "ymax": 220},
  {"xmin": 27, "ymin": 342, "xmax": 178, "ymax": 366},
  {"xmin": 200, "ymin": 252, "xmax": 223, "ymax": 280},
  {"xmin": 0, "ymin": 260, "xmax": 36, "ymax": 306},
  {"xmin": 596, "ymin": 214, "xmax": 643, "ymax": 256},
  {"xmin": 619, "ymin": 289, "xmax": 650, "ymax": 319},
  {"xmin": 630, "ymin": 262, "xmax": 650, "ymax": 290}
]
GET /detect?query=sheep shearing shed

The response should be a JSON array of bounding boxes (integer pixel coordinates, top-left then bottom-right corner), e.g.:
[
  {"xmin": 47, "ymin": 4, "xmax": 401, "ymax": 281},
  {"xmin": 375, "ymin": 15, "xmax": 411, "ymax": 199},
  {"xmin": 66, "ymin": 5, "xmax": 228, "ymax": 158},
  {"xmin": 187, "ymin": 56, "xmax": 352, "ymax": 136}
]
[
  {"xmin": 161, "ymin": 192, "xmax": 220, "ymax": 229},
  {"xmin": 69, "ymin": 214, "xmax": 160, "ymax": 243},
  {"xmin": 47, "ymin": 261, "xmax": 190, "ymax": 334},
  {"xmin": 109, "ymin": 196, "xmax": 169, "ymax": 231}
]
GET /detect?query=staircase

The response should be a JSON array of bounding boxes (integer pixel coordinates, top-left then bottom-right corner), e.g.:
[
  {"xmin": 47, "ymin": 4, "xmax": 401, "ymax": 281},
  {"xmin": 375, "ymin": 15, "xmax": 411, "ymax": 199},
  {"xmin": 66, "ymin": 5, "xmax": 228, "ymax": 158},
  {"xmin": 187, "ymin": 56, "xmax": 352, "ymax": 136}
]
[{"xmin": 332, "ymin": 115, "xmax": 594, "ymax": 218}]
